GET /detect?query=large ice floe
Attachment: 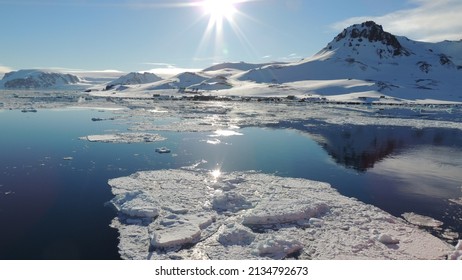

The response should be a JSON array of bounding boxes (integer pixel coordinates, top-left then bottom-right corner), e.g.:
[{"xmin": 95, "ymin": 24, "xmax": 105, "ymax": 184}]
[
  {"xmin": 80, "ymin": 132, "xmax": 166, "ymax": 143},
  {"xmin": 107, "ymin": 168, "xmax": 453, "ymax": 260}
]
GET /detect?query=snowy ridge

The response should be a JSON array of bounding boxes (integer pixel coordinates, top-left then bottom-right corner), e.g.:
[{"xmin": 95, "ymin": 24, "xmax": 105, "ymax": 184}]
[
  {"xmin": 0, "ymin": 69, "xmax": 82, "ymax": 89},
  {"xmin": 233, "ymin": 21, "xmax": 462, "ymax": 102},
  {"xmin": 108, "ymin": 72, "xmax": 162, "ymax": 87},
  {"xmin": 171, "ymin": 72, "xmax": 209, "ymax": 88}
]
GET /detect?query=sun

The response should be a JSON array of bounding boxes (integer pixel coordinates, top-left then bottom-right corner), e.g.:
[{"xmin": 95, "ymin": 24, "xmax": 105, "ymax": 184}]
[
  {"xmin": 194, "ymin": 0, "xmax": 255, "ymax": 65},
  {"xmin": 201, "ymin": 0, "xmax": 238, "ymax": 24}
]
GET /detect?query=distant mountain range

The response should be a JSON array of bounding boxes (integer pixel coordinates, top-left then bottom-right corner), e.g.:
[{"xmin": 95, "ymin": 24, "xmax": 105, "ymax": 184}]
[
  {"xmin": 2, "ymin": 21, "xmax": 461, "ymax": 102},
  {"xmin": 107, "ymin": 72, "xmax": 162, "ymax": 88},
  {"xmin": 0, "ymin": 69, "xmax": 82, "ymax": 89}
]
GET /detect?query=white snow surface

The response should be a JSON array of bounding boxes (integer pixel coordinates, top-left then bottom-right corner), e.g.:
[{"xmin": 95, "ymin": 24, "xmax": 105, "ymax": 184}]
[{"xmin": 108, "ymin": 169, "xmax": 452, "ymax": 260}]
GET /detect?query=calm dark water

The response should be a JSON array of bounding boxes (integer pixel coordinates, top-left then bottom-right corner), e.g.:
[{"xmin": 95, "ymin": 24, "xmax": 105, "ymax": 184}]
[{"xmin": 0, "ymin": 109, "xmax": 461, "ymax": 259}]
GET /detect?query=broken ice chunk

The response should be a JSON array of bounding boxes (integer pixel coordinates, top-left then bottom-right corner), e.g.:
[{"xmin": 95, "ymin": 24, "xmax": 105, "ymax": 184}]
[
  {"xmin": 212, "ymin": 191, "xmax": 253, "ymax": 212},
  {"xmin": 83, "ymin": 132, "xmax": 166, "ymax": 143},
  {"xmin": 110, "ymin": 191, "xmax": 159, "ymax": 219},
  {"xmin": 150, "ymin": 223, "xmax": 201, "ymax": 249},
  {"xmin": 243, "ymin": 199, "xmax": 329, "ymax": 227},
  {"xmin": 377, "ymin": 233, "xmax": 400, "ymax": 245},
  {"xmin": 401, "ymin": 212, "xmax": 443, "ymax": 228},
  {"xmin": 217, "ymin": 223, "xmax": 256, "ymax": 246},
  {"xmin": 256, "ymin": 238, "xmax": 303, "ymax": 259}
]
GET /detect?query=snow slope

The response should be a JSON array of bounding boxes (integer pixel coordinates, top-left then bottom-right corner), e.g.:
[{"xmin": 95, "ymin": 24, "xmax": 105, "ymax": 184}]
[{"xmin": 107, "ymin": 72, "xmax": 162, "ymax": 87}]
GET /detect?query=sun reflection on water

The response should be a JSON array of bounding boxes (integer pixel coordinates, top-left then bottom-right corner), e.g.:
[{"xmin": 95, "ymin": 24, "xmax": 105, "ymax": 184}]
[{"xmin": 211, "ymin": 169, "xmax": 222, "ymax": 180}]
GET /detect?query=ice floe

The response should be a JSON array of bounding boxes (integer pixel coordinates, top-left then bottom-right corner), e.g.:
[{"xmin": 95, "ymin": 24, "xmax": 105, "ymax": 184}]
[
  {"xmin": 81, "ymin": 132, "xmax": 166, "ymax": 143},
  {"xmin": 401, "ymin": 212, "xmax": 444, "ymax": 228},
  {"xmin": 107, "ymin": 168, "xmax": 453, "ymax": 260}
]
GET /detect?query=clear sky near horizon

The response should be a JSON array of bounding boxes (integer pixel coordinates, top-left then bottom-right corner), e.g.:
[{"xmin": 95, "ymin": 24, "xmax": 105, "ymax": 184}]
[{"xmin": 0, "ymin": 0, "xmax": 461, "ymax": 76}]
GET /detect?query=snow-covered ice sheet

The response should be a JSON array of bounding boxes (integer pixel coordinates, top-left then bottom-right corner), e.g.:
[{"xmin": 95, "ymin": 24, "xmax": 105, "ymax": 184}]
[{"xmin": 107, "ymin": 168, "xmax": 453, "ymax": 260}]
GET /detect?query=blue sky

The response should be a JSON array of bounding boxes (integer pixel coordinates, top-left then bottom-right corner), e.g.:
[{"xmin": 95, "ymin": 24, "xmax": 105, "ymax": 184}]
[{"xmin": 0, "ymin": 0, "xmax": 461, "ymax": 76}]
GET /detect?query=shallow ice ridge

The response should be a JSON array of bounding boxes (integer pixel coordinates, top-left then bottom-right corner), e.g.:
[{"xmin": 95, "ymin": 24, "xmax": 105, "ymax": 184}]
[
  {"xmin": 80, "ymin": 132, "xmax": 166, "ymax": 143},
  {"xmin": 108, "ymin": 169, "xmax": 453, "ymax": 260}
]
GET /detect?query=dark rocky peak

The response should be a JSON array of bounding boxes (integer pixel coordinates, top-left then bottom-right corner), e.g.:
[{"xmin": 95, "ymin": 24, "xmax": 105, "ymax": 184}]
[{"xmin": 333, "ymin": 21, "xmax": 410, "ymax": 57}]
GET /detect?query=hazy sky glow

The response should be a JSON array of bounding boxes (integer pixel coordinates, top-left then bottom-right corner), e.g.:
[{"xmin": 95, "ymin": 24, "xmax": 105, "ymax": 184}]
[{"xmin": 0, "ymin": 0, "xmax": 460, "ymax": 75}]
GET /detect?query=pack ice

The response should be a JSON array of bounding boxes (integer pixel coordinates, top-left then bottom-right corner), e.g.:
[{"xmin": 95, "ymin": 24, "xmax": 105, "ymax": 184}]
[{"xmin": 107, "ymin": 168, "xmax": 453, "ymax": 260}]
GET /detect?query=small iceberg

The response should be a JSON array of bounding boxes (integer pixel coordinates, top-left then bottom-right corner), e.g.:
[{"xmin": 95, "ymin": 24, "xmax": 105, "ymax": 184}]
[{"xmin": 155, "ymin": 147, "xmax": 171, "ymax": 154}]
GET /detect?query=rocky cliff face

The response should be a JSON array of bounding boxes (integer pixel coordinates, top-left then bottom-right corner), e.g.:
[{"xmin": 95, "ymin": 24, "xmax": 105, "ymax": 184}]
[{"xmin": 324, "ymin": 21, "xmax": 411, "ymax": 58}]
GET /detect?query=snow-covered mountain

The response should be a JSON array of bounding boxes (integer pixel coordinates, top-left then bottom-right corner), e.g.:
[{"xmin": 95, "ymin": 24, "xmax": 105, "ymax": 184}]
[
  {"xmin": 7, "ymin": 21, "xmax": 460, "ymax": 103},
  {"xmin": 107, "ymin": 72, "xmax": 162, "ymax": 87},
  {"xmin": 0, "ymin": 69, "xmax": 82, "ymax": 89},
  {"xmin": 235, "ymin": 21, "xmax": 462, "ymax": 101}
]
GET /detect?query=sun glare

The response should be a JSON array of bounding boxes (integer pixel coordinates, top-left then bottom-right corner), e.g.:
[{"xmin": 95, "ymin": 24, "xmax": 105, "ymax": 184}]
[
  {"xmin": 201, "ymin": 0, "xmax": 237, "ymax": 25},
  {"xmin": 211, "ymin": 169, "xmax": 222, "ymax": 179},
  {"xmin": 194, "ymin": 0, "xmax": 256, "ymax": 66}
]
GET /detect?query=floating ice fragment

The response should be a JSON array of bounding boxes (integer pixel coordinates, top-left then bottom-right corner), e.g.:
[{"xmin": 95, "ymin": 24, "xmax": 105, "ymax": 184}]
[
  {"xmin": 401, "ymin": 212, "xmax": 443, "ymax": 228},
  {"xmin": 206, "ymin": 139, "xmax": 221, "ymax": 145},
  {"xmin": 155, "ymin": 147, "xmax": 171, "ymax": 154},
  {"xmin": 83, "ymin": 133, "xmax": 166, "ymax": 143},
  {"xmin": 210, "ymin": 130, "xmax": 243, "ymax": 137},
  {"xmin": 449, "ymin": 197, "xmax": 462, "ymax": 206},
  {"xmin": 442, "ymin": 229, "xmax": 459, "ymax": 240}
]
